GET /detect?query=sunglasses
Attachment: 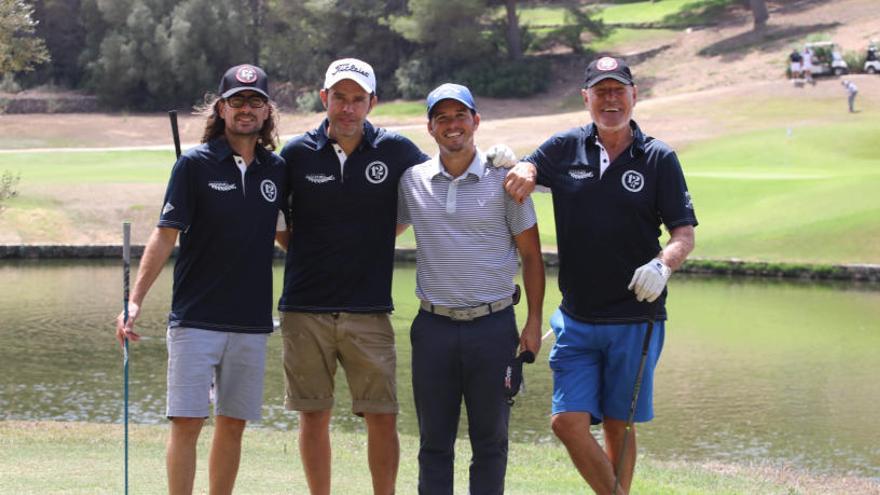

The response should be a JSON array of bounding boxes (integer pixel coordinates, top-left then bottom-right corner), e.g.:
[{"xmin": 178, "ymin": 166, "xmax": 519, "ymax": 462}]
[{"xmin": 225, "ymin": 95, "xmax": 268, "ymax": 108}]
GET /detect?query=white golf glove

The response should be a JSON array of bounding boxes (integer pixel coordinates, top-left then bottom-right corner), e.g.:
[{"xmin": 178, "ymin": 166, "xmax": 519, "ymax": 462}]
[
  {"xmin": 486, "ymin": 144, "xmax": 517, "ymax": 168},
  {"xmin": 627, "ymin": 259, "xmax": 671, "ymax": 302}
]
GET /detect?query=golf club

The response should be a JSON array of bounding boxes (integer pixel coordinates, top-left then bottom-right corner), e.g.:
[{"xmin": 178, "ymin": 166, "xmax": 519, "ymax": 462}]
[
  {"xmin": 612, "ymin": 304, "xmax": 658, "ymax": 495},
  {"xmin": 122, "ymin": 221, "xmax": 131, "ymax": 495},
  {"xmin": 169, "ymin": 110, "xmax": 181, "ymax": 159}
]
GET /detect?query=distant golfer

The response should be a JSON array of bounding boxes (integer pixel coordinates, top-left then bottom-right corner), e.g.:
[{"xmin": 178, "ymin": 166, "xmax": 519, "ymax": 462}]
[
  {"xmin": 396, "ymin": 83, "xmax": 545, "ymax": 494},
  {"xmin": 504, "ymin": 56, "xmax": 697, "ymax": 494},
  {"xmin": 115, "ymin": 64, "xmax": 287, "ymax": 494},
  {"xmin": 842, "ymin": 79, "xmax": 858, "ymax": 113},
  {"xmin": 789, "ymin": 48, "xmax": 802, "ymax": 80}
]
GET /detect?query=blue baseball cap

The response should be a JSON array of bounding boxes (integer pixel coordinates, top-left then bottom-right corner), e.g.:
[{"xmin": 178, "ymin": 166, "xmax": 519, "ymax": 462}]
[{"xmin": 426, "ymin": 83, "xmax": 476, "ymax": 117}]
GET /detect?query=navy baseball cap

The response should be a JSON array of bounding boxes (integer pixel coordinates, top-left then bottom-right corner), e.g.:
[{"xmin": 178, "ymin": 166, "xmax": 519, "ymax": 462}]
[
  {"xmin": 219, "ymin": 64, "xmax": 270, "ymax": 99},
  {"xmin": 426, "ymin": 83, "xmax": 476, "ymax": 117},
  {"xmin": 584, "ymin": 56, "xmax": 634, "ymax": 88}
]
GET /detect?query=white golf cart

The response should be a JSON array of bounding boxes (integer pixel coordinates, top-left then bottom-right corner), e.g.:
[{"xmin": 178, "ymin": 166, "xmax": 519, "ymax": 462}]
[
  {"xmin": 804, "ymin": 41, "xmax": 848, "ymax": 76},
  {"xmin": 865, "ymin": 42, "xmax": 879, "ymax": 74}
]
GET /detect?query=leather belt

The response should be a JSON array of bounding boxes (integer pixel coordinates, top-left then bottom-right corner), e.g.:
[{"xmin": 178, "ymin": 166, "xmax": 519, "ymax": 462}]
[{"xmin": 420, "ymin": 296, "xmax": 514, "ymax": 322}]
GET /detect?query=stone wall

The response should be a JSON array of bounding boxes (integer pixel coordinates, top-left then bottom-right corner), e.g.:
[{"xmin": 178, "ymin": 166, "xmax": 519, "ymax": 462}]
[{"xmin": 2, "ymin": 245, "xmax": 878, "ymax": 282}]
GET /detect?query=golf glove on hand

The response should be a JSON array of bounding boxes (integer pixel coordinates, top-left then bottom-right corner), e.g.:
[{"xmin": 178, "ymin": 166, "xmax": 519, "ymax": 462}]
[
  {"xmin": 628, "ymin": 259, "xmax": 671, "ymax": 302},
  {"xmin": 486, "ymin": 144, "xmax": 517, "ymax": 168}
]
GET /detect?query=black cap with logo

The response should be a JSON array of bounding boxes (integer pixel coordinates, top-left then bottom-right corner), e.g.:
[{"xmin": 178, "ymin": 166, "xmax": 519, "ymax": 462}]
[
  {"xmin": 584, "ymin": 56, "xmax": 634, "ymax": 88},
  {"xmin": 219, "ymin": 64, "xmax": 270, "ymax": 99}
]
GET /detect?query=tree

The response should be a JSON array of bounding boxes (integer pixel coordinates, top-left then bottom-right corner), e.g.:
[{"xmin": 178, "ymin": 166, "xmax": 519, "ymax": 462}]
[
  {"xmin": 750, "ymin": 0, "xmax": 768, "ymax": 31},
  {"xmin": 500, "ymin": 0, "xmax": 522, "ymax": 60},
  {"xmin": 0, "ymin": 0, "xmax": 50, "ymax": 74}
]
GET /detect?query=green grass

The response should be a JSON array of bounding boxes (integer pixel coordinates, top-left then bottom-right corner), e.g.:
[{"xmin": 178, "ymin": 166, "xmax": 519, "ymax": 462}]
[
  {"xmin": 589, "ymin": 27, "xmax": 679, "ymax": 52},
  {"xmin": 1, "ymin": 149, "xmax": 175, "ymax": 184},
  {"xmin": 596, "ymin": 0, "xmax": 733, "ymax": 25},
  {"xmin": 372, "ymin": 100, "xmax": 426, "ymax": 118},
  {"xmin": 0, "ymin": 420, "xmax": 841, "ymax": 494}
]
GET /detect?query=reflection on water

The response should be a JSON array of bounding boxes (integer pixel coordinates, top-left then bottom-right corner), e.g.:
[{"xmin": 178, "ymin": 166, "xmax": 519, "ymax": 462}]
[{"xmin": 0, "ymin": 260, "xmax": 878, "ymax": 478}]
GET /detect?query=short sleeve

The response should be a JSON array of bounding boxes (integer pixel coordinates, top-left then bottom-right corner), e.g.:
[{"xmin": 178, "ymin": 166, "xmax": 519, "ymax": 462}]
[
  {"xmin": 523, "ymin": 134, "xmax": 564, "ymax": 188},
  {"xmin": 656, "ymin": 150, "xmax": 698, "ymax": 229},
  {"xmin": 397, "ymin": 170, "xmax": 412, "ymax": 225},
  {"xmin": 157, "ymin": 156, "xmax": 194, "ymax": 231},
  {"xmin": 504, "ymin": 179, "xmax": 538, "ymax": 236}
]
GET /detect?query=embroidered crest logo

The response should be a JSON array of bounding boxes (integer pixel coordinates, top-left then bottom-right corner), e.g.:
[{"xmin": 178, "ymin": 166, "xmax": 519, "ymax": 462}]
[
  {"xmin": 305, "ymin": 174, "xmax": 335, "ymax": 184},
  {"xmin": 596, "ymin": 57, "xmax": 619, "ymax": 71},
  {"xmin": 260, "ymin": 180, "xmax": 277, "ymax": 202},
  {"xmin": 365, "ymin": 161, "xmax": 389, "ymax": 184},
  {"xmin": 162, "ymin": 202, "xmax": 175, "ymax": 215},
  {"xmin": 236, "ymin": 66, "xmax": 258, "ymax": 83},
  {"xmin": 209, "ymin": 181, "xmax": 237, "ymax": 192},
  {"xmin": 684, "ymin": 191, "xmax": 694, "ymax": 209},
  {"xmin": 621, "ymin": 170, "xmax": 644, "ymax": 192},
  {"xmin": 568, "ymin": 169, "xmax": 595, "ymax": 180}
]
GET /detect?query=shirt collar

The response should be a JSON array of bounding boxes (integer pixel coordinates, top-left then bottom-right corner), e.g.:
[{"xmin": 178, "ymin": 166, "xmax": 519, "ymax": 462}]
[
  {"xmin": 315, "ymin": 118, "xmax": 380, "ymax": 151},
  {"xmin": 429, "ymin": 149, "xmax": 486, "ymax": 180},
  {"xmin": 585, "ymin": 120, "xmax": 647, "ymax": 156},
  {"xmin": 208, "ymin": 136, "xmax": 264, "ymax": 165}
]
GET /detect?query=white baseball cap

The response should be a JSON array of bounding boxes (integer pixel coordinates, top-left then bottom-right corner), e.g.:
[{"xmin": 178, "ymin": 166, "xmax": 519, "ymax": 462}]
[{"xmin": 324, "ymin": 58, "xmax": 376, "ymax": 94}]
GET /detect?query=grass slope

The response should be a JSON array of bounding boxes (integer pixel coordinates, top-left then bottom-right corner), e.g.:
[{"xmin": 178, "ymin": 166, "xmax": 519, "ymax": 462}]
[{"xmin": 2, "ymin": 420, "xmax": 866, "ymax": 495}]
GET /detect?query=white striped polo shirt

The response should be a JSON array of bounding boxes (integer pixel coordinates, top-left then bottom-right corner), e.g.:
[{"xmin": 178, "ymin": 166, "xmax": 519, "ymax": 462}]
[{"xmin": 397, "ymin": 150, "xmax": 537, "ymax": 308}]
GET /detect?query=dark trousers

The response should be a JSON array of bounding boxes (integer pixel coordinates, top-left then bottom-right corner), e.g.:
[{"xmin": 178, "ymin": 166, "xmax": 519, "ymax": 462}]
[{"xmin": 411, "ymin": 307, "xmax": 518, "ymax": 495}]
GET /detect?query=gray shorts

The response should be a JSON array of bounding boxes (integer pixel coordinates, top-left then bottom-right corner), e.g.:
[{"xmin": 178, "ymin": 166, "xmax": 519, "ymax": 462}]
[{"xmin": 166, "ymin": 326, "xmax": 269, "ymax": 421}]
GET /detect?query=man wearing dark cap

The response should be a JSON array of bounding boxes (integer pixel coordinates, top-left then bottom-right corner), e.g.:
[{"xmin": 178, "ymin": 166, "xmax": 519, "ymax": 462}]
[
  {"xmin": 397, "ymin": 83, "xmax": 544, "ymax": 494},
  {"xmin": 115, "ymin": 64, "xmax": 287, "ymax": 495},
  {"xmin": 504, "ymin": 56, "xmax": 697, "ymax": 494}
]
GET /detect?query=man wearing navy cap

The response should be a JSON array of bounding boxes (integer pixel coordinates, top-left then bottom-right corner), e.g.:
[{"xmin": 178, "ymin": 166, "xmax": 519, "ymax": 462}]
[
  {"xmin": 397, "ymin": 83, "xmax": 545, "ymax": 494},
  {"xmin": 115, "ymin": 63, "xmax": 287, "ymax": 494},
  {"xmin": 505, "ymin": 56, "xmax": 697, "ymax": 494}
]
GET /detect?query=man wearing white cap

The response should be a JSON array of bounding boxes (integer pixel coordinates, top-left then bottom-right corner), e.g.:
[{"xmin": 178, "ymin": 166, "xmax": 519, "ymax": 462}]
[{"xmin": 277, "ymin": 58, "xmax": 427, "ymax": 495}]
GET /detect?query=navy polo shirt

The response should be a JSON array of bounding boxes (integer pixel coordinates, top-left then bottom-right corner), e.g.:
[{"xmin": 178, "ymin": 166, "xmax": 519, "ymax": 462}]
[
  {"xmin": 158, "ymin": 137, "xmax": 287, "ymax": 333},
  {"xmin": 278, "ymin": 119, "xmax": 428, "ymax": 312},
  {"xmin": 524, "ymin": 121, "xmax": 698, "ymax": 323}
]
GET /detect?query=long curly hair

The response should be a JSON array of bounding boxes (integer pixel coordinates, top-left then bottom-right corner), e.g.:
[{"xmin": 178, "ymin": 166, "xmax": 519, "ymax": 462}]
[{"xmin": 197, "ymin": 94, "xmax": 280, "ymax": 151}]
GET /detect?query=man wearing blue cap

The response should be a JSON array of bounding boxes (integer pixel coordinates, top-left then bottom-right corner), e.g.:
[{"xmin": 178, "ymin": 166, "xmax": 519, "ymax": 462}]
[
  {"xmin": 397, "ymin": 83, "xmax": 545, "ymax": 494},
  {"xmin": 116, "ymin": 63, "xmax": 287, "ymax": 494},
  {"xmin": 504, "ymin": 56, "xmax": 697, "ymax": 494}
]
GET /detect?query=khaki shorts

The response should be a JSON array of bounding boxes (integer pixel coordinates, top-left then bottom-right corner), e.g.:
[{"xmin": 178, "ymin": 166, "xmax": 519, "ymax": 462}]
[{"xmin": 280, "ymin": 311, "xmax": 398, "ymax": 415}]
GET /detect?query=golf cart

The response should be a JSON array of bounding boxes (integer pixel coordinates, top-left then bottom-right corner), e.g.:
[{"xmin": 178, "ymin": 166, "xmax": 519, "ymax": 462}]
[
  {"xmin": 805, "ymin": 41, "xmax": 848, "ymax": 76},
  {"xmin": 865, "ymin": 42, "xmax": 879, "ymax": 74}
]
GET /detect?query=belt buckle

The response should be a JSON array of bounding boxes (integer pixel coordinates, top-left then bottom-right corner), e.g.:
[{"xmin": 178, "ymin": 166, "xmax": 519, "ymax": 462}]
[{"xmin": 449, "ymin": 308, "xmax": 476, "ymax": 321}]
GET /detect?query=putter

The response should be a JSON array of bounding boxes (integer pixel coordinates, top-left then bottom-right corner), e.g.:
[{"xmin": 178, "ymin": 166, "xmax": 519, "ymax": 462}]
[
  {"xmin": 612, "ymin": 304, "xmax": 657, "ymax": 495},
  {"xmin": 169, "ymin": 110, "xmax": 181, "ymax": 159},
  {"xmin": 122, "ymin": 221, "xmax": 131, "ymax": 495}
]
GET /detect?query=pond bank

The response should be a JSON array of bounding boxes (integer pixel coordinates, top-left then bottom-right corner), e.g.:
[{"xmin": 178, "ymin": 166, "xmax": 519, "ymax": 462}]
[{"xmin": 2, "ymin": 245, "xmax": 879, "ymax": 282}]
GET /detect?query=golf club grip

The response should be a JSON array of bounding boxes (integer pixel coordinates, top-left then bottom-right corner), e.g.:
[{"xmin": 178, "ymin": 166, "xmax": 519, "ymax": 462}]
[
  {"xmin": 122, "ymin": 222, "xmax": 131, "ymax": 324},
  {"xmin": 169, "ymin": 110, "xmax": 181, "ymax": 159},
  {"xmin": 519, "ymin": 350, "xmax": 535, "ymax": 364}
]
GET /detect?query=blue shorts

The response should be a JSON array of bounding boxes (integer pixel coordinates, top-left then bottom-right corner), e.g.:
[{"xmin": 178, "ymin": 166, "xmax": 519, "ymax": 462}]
[{"xmin": 548, "ymin": 308, "xmax": 664, "ymax": 424}]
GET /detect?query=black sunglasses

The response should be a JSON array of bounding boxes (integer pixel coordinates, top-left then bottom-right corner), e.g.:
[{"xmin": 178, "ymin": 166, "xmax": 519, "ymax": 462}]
[{"xmin": 225, "ymin": 94, "xmax": 267, "ymax": 108}]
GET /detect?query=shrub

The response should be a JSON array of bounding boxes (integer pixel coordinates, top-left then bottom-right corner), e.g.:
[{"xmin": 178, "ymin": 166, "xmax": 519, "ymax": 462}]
[
  {"xmin": 452, "ymin": 58, "xmax": 550, "ymax": 98},
  {"xmin": 0, "ymin": 170, "xmax": 21, "ymax": 212},
  {"xmin": 295, "ymin": 90, "xmax": 324, "ymax": 113},
  {"xmin": 843, "ymin": 50, "xmax": 866, "ymax": 73}
]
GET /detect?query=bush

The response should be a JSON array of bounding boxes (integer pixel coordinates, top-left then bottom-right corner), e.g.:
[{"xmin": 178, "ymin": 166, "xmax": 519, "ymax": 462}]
[
  {"xmin": 0, "ymin": 170, "xmax": 21, "ymax": 212},
  {"xmin": 295, "ymin": 90, "xmax": 324, "ymax": 113},
  {"xmin": 394, "ymin": 59, "xmax": 437, "ymax": 100},
  {"xmin": 452, "ymin": 58, "xmax": 550, "ymax": 98},
  {"xmin": 844, "ymin": 50, "xmax": 866, "ymax": 73},
  {"xmin": 0, "ymin": 74, "xmax": 21, "ymax": 93}
]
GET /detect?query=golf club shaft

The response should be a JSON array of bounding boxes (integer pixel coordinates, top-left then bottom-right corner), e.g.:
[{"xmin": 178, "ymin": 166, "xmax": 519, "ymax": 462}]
[
  {"xmin": 122, "ymin": 222, "xmax": 130, "ymax": 495},
  {"xmin": 613, "ymin": 307, "xmax": 657, "ymax": 494},
  {"xmin": 169, "ymin": 110, "xmax": 181, "ymax": 159}
]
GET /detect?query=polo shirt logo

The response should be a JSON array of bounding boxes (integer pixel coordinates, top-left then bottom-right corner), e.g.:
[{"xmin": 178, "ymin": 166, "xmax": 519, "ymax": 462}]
[
  {"xmin": 260, "ymin": 179, "xmax": 278, "ymax": 202},
  {"xmin": 621, "ymin": 170, "xmax": 644, "ymax": 192},
  {"xmin": 684, "ymin": 191, "xmax": 694, "ymax": 209},
  {"xmin": 305, "ymin": 174, "xmax": 335, "ymax": 184},
  {"xmin": 568, "ymin": 169, "xmax": 594, "ymax": 180},
  {"xmin": 365, "ymin": 161, "xmax": 389, "ymax": 184},
  {"xmin": 162, "ymin": 202, "xmax": 175, "ymax": 215},
  {"xmin": 209, "ymin": 181, "xmax": 237, "ymax": 192}
]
